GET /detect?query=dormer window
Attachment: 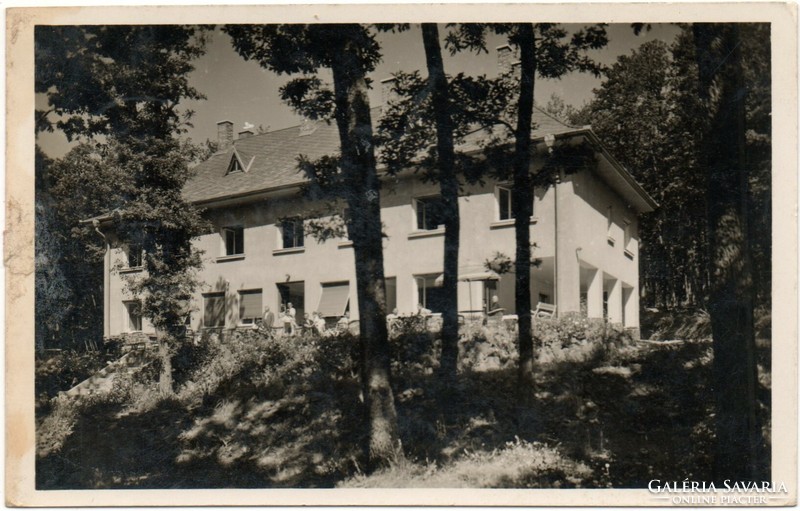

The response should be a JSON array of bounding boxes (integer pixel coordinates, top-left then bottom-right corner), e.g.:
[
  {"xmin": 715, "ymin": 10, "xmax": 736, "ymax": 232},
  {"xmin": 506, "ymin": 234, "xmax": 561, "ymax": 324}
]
[{"xmin": 227, "ymin": 155, "xmax": 244, "ymax": 174}]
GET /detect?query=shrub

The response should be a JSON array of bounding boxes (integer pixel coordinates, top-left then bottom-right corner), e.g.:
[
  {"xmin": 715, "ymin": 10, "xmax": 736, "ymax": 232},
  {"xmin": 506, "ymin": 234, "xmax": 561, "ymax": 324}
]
[
  {"xmin": 534, "ymin": 316, "xmax": 631, "ymax": 368},
  {"xmin": 458, "ymin": 322, "xmax": 517, "ymax": 372},
  {"xmin": 456, "ymin": 317, "xmax": 632, "ymax": 373},
  {"xmin": 35, "ymin": 349, "xmax": 110, "ymax": 408},
  {"xmin": 390, "ymin": 328, "xmax": 440, "ymax": 378}
]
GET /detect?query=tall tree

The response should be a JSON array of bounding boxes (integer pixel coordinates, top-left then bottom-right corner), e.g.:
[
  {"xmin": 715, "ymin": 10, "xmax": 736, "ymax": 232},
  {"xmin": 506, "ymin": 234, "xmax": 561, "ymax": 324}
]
[
  {"xmin": 224, "ymin": 24, "xmax": 401, "ymax": 466},
  {"xmin": 35, "ymin": 26, "xmax": 210, "ymax": 391},
  {"xmin": 447, "ymin": 23, "xmax": 607, "ymax": 391},
  {"xmin": 420, "ymin": 23, "xmax": 461, "ymax": 381},
  {"xmin": 377, "ymin": 25, "xmax": 511, "ymax": 382},
  {"xmin": 692, "ymin": 22, "xmax": 765, "ymax": 482},
  {"xmin": 583, "ymin": 38, "xmax": 709, "ymax": 307}
]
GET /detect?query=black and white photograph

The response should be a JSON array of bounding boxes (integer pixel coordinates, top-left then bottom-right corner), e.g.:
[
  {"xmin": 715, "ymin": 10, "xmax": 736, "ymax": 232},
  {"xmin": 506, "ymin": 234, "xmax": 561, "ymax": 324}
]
[{"xmin": 6, "ymin": 3, "xmax": 797, "ymax": 506}]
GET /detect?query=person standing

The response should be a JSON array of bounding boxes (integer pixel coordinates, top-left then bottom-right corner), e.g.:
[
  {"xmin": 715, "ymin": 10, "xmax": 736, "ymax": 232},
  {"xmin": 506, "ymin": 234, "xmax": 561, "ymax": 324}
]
[
  {"xmin": 286, "ymin": 302, "xmax": 297, "ymax": 335},
  {"xmin": 262, "ymin": 306, "xmax": 275, "ymax": 332}
]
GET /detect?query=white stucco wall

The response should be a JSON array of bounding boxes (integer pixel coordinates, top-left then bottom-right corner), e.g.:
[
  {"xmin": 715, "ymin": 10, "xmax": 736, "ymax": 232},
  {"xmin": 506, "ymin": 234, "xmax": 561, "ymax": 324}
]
[{"xmin": 104, "ymin": 160, "xmax": 643, "ymax": 335}]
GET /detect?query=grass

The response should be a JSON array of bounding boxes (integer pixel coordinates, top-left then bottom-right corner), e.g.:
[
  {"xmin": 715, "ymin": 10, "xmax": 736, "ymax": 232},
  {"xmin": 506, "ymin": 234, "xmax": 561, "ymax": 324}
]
[{"xmin": 36, "ymin": 310, "xmax": 771, "ymax": 489}]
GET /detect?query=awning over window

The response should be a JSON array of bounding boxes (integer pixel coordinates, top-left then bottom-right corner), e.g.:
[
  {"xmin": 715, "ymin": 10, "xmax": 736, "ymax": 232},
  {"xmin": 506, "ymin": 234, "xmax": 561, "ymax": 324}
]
[
  {"xmin": 317, "ymin": 283, "xmax": 350, "ymax": 318},
  {"xmin": 434, "ymin": 270, "xmax": 499, "ymax": 286},
  {"xmin": 459, "ymin": 271, "xmax": 500, "ymax": 281}
]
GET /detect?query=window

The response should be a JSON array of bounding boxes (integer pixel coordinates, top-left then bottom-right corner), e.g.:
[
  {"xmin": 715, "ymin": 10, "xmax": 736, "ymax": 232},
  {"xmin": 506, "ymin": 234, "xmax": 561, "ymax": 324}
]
[
  {"xmin": 415, "ymin": 274, "xmax": 446, "ymax": 313},
  {"xmin": 227, "ymin": 155, "xmax": 244, "ymax": 174},
  {"xmin": 623, "ymin": 219, "xmax": 632, "ymax": 250},
  {"xmin": 238, "ymin": 289, "xmax": 262, "ymax": 325},
  {"xmin": 497, "ymin": 185, "xmax": 534, "ymax": 221},
  {"xmin": 124, "ymin": 301, "xmax": 142, "ymax": 332},
  {"xmin": 222, "ymin": 226, "xmax": 244, "ymax": 256},
  {"xmin": 203, "ymin": 292, "xmax": 226, "ymax": 328},
  {"xmin": 484, "ymin": 280, "xmax": 498, "ymax": 311},
  {"xmin": 342, "ymin": 208, "xmax": 353, "ymax": 240},
  {"xmin": 415, "ymin": 196, "xmax": 446, "ymax": 231},
  {"xmin": 499, "ymin": 186, "xmax": 513, "ymax": 220},
  {"xmin": 385, "ymin": 277, "xmax": 397, "ymax": 313},
  {"xmin": 606, "ymin": 206, "xmax": 615, "ymax": 245},
  {"xmin": 280, "ymin": 218, "xmax": 305, "ymax": 249},
  {"xmin": 126, "ymin": 243, "xmax": 143, "ymax": 268}
]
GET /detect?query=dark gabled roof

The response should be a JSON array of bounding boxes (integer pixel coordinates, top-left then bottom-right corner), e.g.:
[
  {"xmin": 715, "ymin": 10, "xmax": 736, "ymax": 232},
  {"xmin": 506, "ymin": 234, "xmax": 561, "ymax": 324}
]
[
  {"xmin": 183, "ymin": 106, "xmax": 656, "ymax": 213},
  {"xmin": 184, "ymin": 117, "xmax": 342, "ymax": 204}
]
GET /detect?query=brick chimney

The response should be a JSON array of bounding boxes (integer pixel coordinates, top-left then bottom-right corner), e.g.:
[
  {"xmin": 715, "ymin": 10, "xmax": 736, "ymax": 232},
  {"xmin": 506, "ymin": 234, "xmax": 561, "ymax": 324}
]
[
  {"xmin": 496, "ymin": 44, "xmax": 519, "ymax": 77},
  {"xmin": 217, "ymin": 120, "xmax": 233, "ymax": 150},
  {"xmin": 239, "ymin": 122, "xmax": 255, "ymax": 139}
]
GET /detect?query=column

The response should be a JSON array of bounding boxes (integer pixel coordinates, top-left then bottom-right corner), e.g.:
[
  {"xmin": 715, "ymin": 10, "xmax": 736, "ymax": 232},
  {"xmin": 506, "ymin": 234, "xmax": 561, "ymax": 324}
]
[
  {"xmin": 103, "ymin": 240, "xmax": 111, "ymax": 338},
  {"xmin": 586, "ymin": 268, "xmax": 603, "ymax": 319},
  {"xmin": 606, "ymin": 277, "xmax": 622, "ymax": 324},
  {"xmin": 623, "ymin": 285, "xmax": 639, "ymax": 328},
  {"xmin": 555, "ymin": 179, "xmax": 580, "ymax": 315}
]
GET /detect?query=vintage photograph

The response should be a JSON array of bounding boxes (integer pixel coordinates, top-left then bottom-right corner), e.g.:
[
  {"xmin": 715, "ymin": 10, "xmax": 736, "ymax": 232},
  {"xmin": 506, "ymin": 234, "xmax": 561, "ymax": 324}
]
[{"xmin": 6, "ymin": 3, "xmax": 797, "ymax": 506}]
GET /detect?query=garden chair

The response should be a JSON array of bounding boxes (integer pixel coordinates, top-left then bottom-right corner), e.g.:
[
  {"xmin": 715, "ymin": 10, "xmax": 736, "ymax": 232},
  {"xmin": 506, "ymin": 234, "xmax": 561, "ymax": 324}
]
[{"xmin": 533, "ymin": 302, "xmax": 556, "ymax": 318}]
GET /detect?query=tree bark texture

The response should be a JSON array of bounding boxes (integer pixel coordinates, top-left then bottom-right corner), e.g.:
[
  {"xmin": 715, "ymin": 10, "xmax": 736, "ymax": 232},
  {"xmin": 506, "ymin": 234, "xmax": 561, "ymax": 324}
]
[
  {"xmin": 329, "ymin": 31, "xmax": 401, "ymax": 467},
  {"xmin": 421, "ymin": 24, "xmax": 461, "ymax": 381},
  {"xmin": 693, "ymin": 22, "xmax": 765, "ymax": 482},
  {"xmin": 513, "ymin": 24, "xmax": 537, "ymax": 392},
  {"xmin": 157, "ymin": 334, "xmax": 173, "ymax": 394}
]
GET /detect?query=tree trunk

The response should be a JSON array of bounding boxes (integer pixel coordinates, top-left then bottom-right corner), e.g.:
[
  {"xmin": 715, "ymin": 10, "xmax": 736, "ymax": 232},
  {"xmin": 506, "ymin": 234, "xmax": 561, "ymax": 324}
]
[
  {"xmin": 157, "ymin": 332, "xmax": 173, "ymax": 394},
  {"xmin": 513, "ymin": 24, "xmax": 537, "ymax": 393},
  {"xmin": 421, "ymin": 24, "xmax": 460, "ymax": 381},
  {"xmin": 693, "ymin": 23, "xmax": 764, "ymax": 482},
  {"xmin": 330, "ymin": 31, "xmax": 401, "ymax": 467}
]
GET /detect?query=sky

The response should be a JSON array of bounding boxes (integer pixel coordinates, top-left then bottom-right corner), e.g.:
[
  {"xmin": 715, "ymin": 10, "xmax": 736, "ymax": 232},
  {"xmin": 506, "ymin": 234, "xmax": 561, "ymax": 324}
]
[{"xmin": 36, "ymin": 23, "xmax": 680, "ymax": 158}]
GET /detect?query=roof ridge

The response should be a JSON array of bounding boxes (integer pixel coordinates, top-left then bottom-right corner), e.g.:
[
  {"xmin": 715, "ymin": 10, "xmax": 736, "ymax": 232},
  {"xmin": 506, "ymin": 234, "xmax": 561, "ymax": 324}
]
[{"xmin": 532, "ymin": 104, "xmax": 579, "ymax": 130}]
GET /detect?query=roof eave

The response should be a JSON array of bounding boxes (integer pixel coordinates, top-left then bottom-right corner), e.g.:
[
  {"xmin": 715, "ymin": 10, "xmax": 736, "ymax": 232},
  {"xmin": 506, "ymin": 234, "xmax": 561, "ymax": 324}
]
[{"xmin": 579, "ymin": 129, "xmax": 659, "ymax": 213}]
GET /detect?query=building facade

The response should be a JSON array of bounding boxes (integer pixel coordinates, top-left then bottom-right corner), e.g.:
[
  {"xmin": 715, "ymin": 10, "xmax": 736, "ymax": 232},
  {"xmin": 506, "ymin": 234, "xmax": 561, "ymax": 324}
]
[{"xmin": 97, "ymin": 101, "xmax": 656, "ymax": 338}]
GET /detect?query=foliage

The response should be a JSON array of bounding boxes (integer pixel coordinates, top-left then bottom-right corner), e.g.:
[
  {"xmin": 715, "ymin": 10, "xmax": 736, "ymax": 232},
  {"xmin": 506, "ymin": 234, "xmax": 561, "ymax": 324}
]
[
  {"xmin": 35, "ymin": 25, "xmax": 209, "ymax": 140},
  {"xmin": 540, "ymin": 93, "xmax": 589, "ymax": 126},
  {"xmin": 443, "ymin": 23, "xmax": 609, "ymax": 390},
  {"xmin": 581, "ymin": 27, "xmax": 770, "ymax": 308},
  {"xmin": 109, "ymin": 137, "xmax": 209, "ymax": 339},
  {"xmin": 693, "ymin": 22, "xmax": 766, "ymax": 481},
  {"xmin": 37, "ymin": 310, "xmax": 769, "ymax": 489},
  {"xmin": 35, "ymin": 345, "xmax": 118, "ymax": 402},
  {"xmin": 458, "ymin": 322, "xmax": 518, "ymax": 372},
  {"xmin": 484, "ymin": 252, "xmax": 514, "ymax": 275},
  {"xmin": 35, "ymin": 26, "xmax": 211, "ymax": 391},
  {"xmin": 34, "ymin": 143, "xmax": 131, "ymax": 350},
  {"xmin": 344, "ymin": 438, "xmax": 594, "ymax": 488},
  {"xmin": 224, "ymin": 23, "xmax": 401, "ymax": 465},
  {"xmin": 456, "ymin": 317, "xmax": 633, "ymax": 373}
]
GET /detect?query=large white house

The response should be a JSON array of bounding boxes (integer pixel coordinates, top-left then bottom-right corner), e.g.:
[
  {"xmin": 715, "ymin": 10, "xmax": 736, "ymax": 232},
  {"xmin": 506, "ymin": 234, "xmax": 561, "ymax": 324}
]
[{"xmin": 96, "ymin": 51, "xmax": 657, "ymax": 339}]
